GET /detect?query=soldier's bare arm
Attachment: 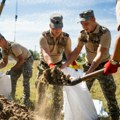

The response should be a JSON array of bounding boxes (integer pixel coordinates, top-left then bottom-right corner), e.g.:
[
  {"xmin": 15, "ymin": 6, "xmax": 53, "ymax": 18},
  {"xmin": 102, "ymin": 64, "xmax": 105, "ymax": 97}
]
[
  {"xmin": 64, "ymin": 38, "xmax": 72, "ymax": 59},
  {"xmin": 86, "ymin": 46, "xmax": 108, "ymax": 74},
  {"xmin": 40, "ymin": 36, "xmax": 54, "ymax": 66},
  {"xmin": 41, "ymin": 47, "xmax": 53, "ymax": 65},
  {"xmin": 61, "ymin": 42, "xmax": 83, "ymax": 69},
  {"xmin": 111, "ymin": 31, "xmax": 120, "ymax": 62},
  {"xmin": 10, "ymin": 54, "xmax": 25, "ymax": 70}
]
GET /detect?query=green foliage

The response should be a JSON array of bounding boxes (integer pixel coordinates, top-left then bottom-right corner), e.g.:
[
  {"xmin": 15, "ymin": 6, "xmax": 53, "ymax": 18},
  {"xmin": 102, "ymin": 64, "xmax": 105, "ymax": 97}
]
[{"xmin": 76, "ymin": 53, "xmax": 85, "ymax": 63}]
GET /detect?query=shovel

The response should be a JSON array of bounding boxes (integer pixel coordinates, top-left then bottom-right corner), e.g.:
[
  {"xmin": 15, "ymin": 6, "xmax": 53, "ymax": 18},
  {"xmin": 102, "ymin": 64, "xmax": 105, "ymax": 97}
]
[
  {"xmin": 70, "ymin": 68, "xmax": 104, "ymax": 86},
  {"xmin": 42, "ymin": 67, "xmax": 104, "ymax": 86}
]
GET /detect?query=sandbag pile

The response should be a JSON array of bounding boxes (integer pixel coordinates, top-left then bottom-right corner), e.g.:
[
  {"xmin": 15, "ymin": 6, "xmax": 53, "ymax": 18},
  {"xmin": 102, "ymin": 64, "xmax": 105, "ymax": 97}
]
[
  {"xmin": 38, "ymin": 66, "xmax": 71, "ymax": 86},
  {"xmin": 0, "ymin": 95, "xmax": 34, "ymax": 120}
]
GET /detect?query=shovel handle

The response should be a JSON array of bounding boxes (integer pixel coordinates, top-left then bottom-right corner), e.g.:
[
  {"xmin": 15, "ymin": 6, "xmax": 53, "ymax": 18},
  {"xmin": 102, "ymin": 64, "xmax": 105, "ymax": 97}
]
[
  {"xmin": 70, "ymin": 68, "xmax": 104, "ymax": 86},
  {"xmin": 81, "ymin": 68, "xmax": 104, "ymax": 81}
]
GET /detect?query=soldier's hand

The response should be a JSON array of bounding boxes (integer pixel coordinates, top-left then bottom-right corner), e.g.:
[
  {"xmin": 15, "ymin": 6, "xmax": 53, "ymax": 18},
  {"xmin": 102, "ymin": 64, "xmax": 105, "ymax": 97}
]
[
  {"xmin": 104, "ymin": 60, "xmax": 119, "ymax": 75},
  {"xmin": 6, "ymin": 70, "xmax": 12, "ymax": 75}
]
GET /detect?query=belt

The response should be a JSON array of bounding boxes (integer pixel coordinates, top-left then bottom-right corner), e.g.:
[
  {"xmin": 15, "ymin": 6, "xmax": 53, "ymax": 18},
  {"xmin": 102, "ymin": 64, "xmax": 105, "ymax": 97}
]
[
  {"xmin": 41, "ymin": 61, "xmax": 49, "ymax": 67},
  {"xmin": 83, "ymin": 61, "xmax": 108, "ymax": 72},
  {"xmin": 88, "ymin": 61, "xmax": 108, "ymax": 67},
  {"xmin": 41, "ymin": 60, "xmax": 62, "ymax": 67}
]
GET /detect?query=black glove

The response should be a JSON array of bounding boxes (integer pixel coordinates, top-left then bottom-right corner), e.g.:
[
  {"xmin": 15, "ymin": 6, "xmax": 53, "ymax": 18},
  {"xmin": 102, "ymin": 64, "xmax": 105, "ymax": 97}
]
[{"xmin": 6, "ymin": 70, "xmax": 12, "ymax": 75}]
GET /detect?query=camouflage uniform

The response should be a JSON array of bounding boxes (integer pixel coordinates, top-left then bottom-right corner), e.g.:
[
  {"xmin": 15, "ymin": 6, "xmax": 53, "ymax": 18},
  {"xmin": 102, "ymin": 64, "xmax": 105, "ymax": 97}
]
[
  {"xmin": 36, "ymin": 30, "xmax": 71, "ymax": 120},
  {"xmin": 3, "ymin": 42, "xmax": 33, "ymax": 105},
  {"xmin": 79, "ymin": 25, "xmax": 120, "ymax": 119},
  {"xmin": 83, "ymin": 63, "xmax": 119, "ymax": 119},
  {"xmin": 10, "ymin": 56, "xmax": 33, "ymax": 103}
]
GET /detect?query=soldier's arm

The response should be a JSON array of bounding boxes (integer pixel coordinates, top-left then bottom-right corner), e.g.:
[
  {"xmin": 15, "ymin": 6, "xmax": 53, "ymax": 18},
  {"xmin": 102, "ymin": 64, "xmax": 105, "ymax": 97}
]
[
  {"xmin": 40, "ymin": 37, "xmax": 53, "ymax": 65},
  {"xmin": 0, "ymin": 55, "xmax": 8, "ymax": 68},
  {"xmin": 86, "ymin": 30, "xmax": 110, "ymax": 74},
  {"xmin": 61, "ymin": 42, "xmax": 83, "ymax": 68},
  {"xmin": 111, "ymin": 31, "xmax": 120, "ymax": 62},
  {"xmin": 64, "ymin": 37, "xmax": 72, "ymax": 59},
  {"xmin": 86, "ymin": 46, "xmax": 108, "ymax": 74},
  {"xmin": 111, "ymin": 1, "xmax": 120, "ymax": 62},
  {"xmin": 41, "ymin": 48, "xmax": 53, "ymax": 65},
  {"xmin": 103, "ymin": 2, "xmax": 120, "ymax": 75},
  {"xmin": 11, "ymin": 54, "xmax": 25, "ymax": 71}
]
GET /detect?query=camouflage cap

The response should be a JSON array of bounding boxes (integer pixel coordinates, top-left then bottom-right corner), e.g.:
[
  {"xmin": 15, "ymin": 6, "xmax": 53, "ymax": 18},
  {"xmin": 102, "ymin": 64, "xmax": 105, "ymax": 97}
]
[
  {"xmin": 79, "ymin": 10, "xmax": 95, "ymax": 21},
  {"xmin": 50, "ymin": 13, "xmax": 63, "ymax": 29}
]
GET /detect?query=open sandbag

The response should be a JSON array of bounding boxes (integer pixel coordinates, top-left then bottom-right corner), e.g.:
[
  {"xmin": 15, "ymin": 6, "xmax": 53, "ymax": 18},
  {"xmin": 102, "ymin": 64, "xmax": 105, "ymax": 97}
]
[
  {"xmin": 0, "ymin": 72, "xmax": 11, "ymax": 99},
  {"xmin": 62, "ymin": 67, "xmax": 98, "ymax": 120}
]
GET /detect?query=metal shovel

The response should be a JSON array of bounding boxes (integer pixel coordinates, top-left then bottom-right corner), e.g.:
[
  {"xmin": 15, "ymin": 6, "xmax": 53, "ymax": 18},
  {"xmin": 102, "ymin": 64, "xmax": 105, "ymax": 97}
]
[{"xmin": 70, "ymin": 68, "xmax": 104, "ymax": 86}]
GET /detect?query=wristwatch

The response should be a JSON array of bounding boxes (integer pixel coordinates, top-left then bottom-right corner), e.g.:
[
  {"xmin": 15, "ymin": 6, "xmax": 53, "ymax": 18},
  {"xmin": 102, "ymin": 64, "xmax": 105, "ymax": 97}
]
[{"xmin": 110, "ymin": 59, "xmax": 119, "ymax": 65}]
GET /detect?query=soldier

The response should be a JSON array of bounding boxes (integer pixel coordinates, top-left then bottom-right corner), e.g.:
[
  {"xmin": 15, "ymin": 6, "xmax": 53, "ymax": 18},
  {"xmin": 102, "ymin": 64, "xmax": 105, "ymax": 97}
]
[
  {"xmin": 0, "ymin": 34, "xmax": 33, "ymax": 108},
  {"xmin": 36, "ymin": 13, "xmax": 72, "ymax": 120},
  {"xmin": 104, "ymin": 0, "xmax": 120, "ymax": 74},
  {"xmin": 61, "ymin": 10, "xmax": 120, "ymax": 120}
]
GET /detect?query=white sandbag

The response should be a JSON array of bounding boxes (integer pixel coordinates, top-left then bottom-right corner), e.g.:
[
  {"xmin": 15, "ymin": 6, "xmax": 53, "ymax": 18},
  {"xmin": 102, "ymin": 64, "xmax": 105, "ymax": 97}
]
[
  {"xmin": 93, "ymin": 99, "xmax": 109, "ymax": 118},
  {"xmin": 0, "ymin": 72, "xmax": 11, "ymax": 99},
  {"xmin": 62, "ymin": 67, "xmax": 98, "ymax": 120}
]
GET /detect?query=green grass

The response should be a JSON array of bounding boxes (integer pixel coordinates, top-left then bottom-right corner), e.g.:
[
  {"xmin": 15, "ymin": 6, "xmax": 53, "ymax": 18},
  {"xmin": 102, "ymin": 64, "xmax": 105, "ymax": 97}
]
[{"xmin": 1, "ymin": 60, "xmax": 120, "ymax": 119}]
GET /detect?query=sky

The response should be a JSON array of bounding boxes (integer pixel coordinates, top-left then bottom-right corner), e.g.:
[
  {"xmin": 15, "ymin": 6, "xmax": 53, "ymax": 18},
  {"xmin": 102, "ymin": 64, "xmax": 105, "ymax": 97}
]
[{"xmin": 0, "ymin": 0, "xmax": 117, "ymax": 54}]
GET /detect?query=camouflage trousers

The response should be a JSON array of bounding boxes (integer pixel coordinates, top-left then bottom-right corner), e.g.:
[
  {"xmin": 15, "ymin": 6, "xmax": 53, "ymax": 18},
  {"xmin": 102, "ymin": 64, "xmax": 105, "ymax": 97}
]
[
  {"xmin": 36, "ymin": 61, "xmax": 63, "ymax": 120},
  {"xmin": 10, "ymin": 56, "xmax": 33, "ymax": 101},
  {"xmin": 83, "ymin": 63, "xmax": 120, "ymax": 118}
]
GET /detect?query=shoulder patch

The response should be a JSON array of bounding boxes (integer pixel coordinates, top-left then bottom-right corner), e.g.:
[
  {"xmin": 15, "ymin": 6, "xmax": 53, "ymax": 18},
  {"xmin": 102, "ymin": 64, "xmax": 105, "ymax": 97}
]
[
  {"xmin": 80, "ymin": 30, "xmax": 85, "ymax": 33},
  {"xmin": 63, "ymin": 32, "xmax": 69, "ymax": 37},
  {"xmin": 79, "ymin": 30, "xmax": 87, "ymax": 42},
  {"xmin": 99, "ymin": 26, "xmax": 108, "ymax": 34},
  {"xmin": 42, "ymin": 30, "xmax": 50, "ymax": 37}
]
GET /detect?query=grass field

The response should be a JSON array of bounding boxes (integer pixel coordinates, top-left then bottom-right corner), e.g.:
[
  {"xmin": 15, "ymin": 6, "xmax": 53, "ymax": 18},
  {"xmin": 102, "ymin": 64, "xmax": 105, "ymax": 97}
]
[{"xmin": 0, "ymin": 60, "xmax": 120, "ymax": 119}]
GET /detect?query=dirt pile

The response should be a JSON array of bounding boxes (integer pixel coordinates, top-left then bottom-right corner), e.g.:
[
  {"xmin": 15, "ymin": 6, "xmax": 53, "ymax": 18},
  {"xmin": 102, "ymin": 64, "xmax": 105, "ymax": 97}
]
[{"xmin": 0, "ymin": 95, "xmax": 34, "ymax": 120}]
